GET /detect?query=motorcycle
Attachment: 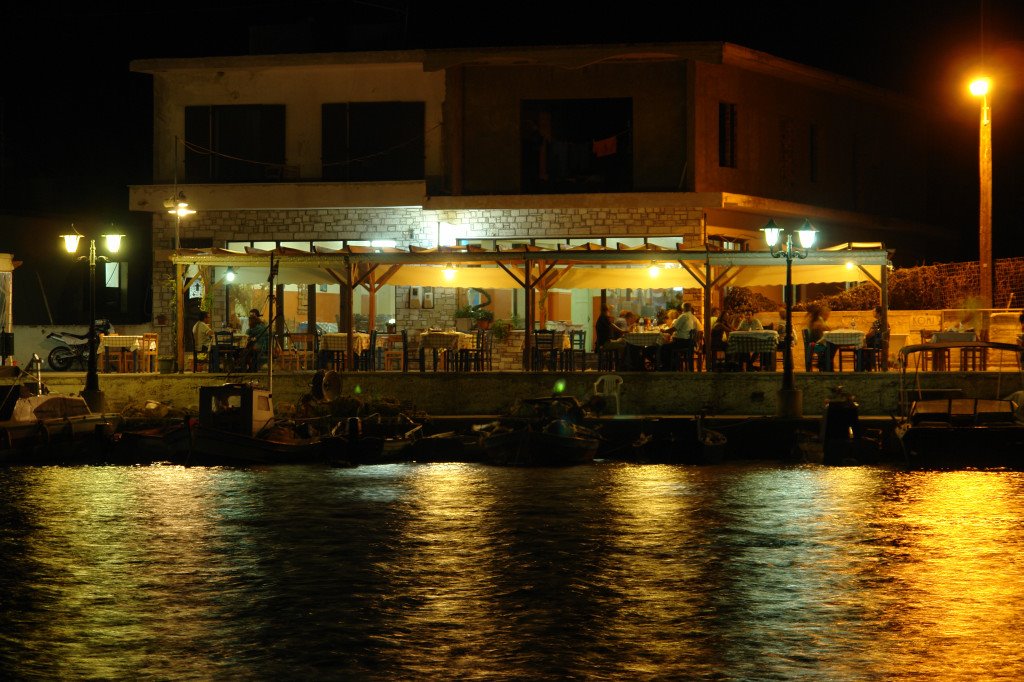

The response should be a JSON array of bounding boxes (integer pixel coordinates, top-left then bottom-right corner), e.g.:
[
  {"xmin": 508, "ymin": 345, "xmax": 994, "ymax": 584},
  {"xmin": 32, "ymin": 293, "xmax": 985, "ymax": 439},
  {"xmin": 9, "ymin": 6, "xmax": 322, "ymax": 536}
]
[{"xmin": 45, "ymin": 320, "xmax": 114, "ymax": 371}]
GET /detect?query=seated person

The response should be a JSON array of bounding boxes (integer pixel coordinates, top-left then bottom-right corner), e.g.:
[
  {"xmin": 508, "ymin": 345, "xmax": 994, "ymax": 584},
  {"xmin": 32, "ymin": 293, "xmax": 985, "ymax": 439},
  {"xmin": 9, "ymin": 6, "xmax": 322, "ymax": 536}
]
[
  {"xmin": 192, "ymin": 311, "xmax": 219, "ymax": 371},
  {"xmin": 241, "ymin": 308, "xmax": 270, "ymax": 371},
  {"xmin": 858, "ymin": 305, "xmax": 889, "ymax": 371},
  {"xmin": 805, "ymin": 304, "xmax": 835, "ymax": 370},
  {"xmin": 595, "ymin": 304, "xmax": 626, "ymax": 366},
  {"xmin": 659, "ymin": 303, "xmax": 701, "ymax": 370},
  {"xmin": 707, "ymin": 311, "xmax": 735, "ymax": 370},
  {"xmin": 736, "ymin": 310, "xmax": 763, "ymax": 331}
]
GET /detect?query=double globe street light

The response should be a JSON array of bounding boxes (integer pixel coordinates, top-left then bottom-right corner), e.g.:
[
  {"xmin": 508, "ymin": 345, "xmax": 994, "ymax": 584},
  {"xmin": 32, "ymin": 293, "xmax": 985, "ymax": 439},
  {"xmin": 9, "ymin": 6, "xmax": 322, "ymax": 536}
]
[
  {"xmin": 60, "ymin": 229, "xmax": 124, "ymax": 412},
  {"xmin": 762, "ymin": 218, "xmax": 817, "ymax": 419}
]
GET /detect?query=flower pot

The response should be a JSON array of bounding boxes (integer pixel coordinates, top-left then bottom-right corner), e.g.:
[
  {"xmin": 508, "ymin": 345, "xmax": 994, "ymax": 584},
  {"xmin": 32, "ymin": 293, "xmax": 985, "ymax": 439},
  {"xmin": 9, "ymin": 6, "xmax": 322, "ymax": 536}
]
[
  {"xmin": 476, "ymin": 319, "xmax": 492, "ymax": 330},
  {"xmin": 455, "ymin": 317, "xmax": 474, "ymax": 333}
]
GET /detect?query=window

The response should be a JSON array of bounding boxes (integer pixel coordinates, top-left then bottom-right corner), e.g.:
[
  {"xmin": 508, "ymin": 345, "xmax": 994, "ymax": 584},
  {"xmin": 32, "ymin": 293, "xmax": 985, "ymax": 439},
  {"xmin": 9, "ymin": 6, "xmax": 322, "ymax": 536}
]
[
  {"xmin": 322, "ymin": 102, "xmax": 425, "ymax": 181},
  {"xmin": 521, "ymin": 98, "xmax": 633, "ymax": 193},
  {"xmin": 104, "ymin": 262, "xmax": 120, "ymax": 289},
  {"xmin": 184, "ymin": 105, "xmax": 286, "ymax": 183},
  {"xmin": 719, "ymin": 103, "xmax": 737, "ymax": 168}
]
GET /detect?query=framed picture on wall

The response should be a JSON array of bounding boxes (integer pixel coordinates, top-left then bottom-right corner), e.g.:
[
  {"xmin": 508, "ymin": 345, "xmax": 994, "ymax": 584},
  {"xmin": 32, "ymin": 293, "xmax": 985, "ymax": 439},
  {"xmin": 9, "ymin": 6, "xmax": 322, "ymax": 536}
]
[
  {"xmin": 422, "ymin": 287, "xmax": 434, "ymax": 309},
  {"xmin": 410, "ymin": 286, "xmax": 421, "ymax": 309}
]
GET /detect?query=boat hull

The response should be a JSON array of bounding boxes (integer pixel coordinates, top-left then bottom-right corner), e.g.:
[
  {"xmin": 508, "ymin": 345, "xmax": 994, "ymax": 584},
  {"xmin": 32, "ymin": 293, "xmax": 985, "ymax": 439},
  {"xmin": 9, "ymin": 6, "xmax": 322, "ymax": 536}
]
[
  {"xmin": 901, "ymin": 425, "xmax": 1024, "ymax": 469},
  {"xmin": 481, "ymin": 428, "xmax": 599, "ymax": 466},
  {"xmin": 189, "ymin": 425, "xmax": 342, "ymax": 466}
]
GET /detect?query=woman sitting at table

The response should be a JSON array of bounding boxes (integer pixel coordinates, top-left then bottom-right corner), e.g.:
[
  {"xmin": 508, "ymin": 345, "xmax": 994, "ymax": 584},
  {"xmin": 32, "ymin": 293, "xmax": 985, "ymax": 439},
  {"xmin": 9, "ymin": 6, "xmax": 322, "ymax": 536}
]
[
  {"xmin": 805, "ymin": 304, "xmax": 835, "ymax": 371},
  {"xmin": 595, "ymin": 304, "xmax": 627, "ymax": 366}
]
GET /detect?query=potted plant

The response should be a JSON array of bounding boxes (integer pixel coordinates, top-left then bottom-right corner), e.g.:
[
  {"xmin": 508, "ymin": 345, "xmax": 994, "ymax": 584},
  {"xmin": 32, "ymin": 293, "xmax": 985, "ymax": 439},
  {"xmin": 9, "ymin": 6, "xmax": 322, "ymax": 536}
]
[
  {"xmin": 475, "ymin": 309, "xmax": 494, "ymax": 330},
  {"xmin": 454, "ymin": 305, "xmax": 476, "ymax": 333},
  {"xmin": 491, "ymin": 318, "xmax": 512, "ymax": 341}
]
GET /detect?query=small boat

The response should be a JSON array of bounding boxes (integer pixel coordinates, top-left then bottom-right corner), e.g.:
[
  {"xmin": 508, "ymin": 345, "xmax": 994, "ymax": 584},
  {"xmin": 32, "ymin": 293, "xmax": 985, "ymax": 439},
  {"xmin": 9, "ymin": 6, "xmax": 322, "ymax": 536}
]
[
  {"xmin": 189, "ymin": 383, "xmax": 345, "ymax": 466},
  {"xmin": 0, "ymin": 365, "xmax": 120, "ymax": 464},
  {"xmin": 479, "ymin": 396, "xmax": 601, "ymax": 466},
  {"xmin": 897, "ymin": 397, "xmax": 1024, "ymax": 469},
  {"xmin": 345, "ymin": 412, "xmax": 423, "ymax": 464},
  {"xmin": 111, "ymin": 400, "xmax": 193, "ymax": 463},
  {"xmin": 896, "ymin": 341, "xmax": 1024, "ymax": 469}
]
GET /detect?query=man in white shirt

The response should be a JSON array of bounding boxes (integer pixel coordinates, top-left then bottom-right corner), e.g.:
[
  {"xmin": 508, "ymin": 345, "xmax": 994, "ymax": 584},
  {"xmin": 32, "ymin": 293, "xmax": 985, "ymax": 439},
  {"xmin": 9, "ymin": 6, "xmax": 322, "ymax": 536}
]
[
  {"xmin": 192, "ymin": 311, "xmax": 216, "ymax": 371},
  {"xmin": 737, "ymin": 310, "xmax": 763, "ymax": 331},
  {"xmin": 660, "ymin": 303, "xmax": 702, "ymax": 370}
]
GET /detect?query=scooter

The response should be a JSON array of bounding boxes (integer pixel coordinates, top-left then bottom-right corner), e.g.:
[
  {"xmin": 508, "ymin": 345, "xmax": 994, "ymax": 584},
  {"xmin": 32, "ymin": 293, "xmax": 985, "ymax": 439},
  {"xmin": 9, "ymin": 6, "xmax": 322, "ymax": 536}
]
[{"xmin": 44, "ymin": 320, "xmax": 114, "ymax": 371}]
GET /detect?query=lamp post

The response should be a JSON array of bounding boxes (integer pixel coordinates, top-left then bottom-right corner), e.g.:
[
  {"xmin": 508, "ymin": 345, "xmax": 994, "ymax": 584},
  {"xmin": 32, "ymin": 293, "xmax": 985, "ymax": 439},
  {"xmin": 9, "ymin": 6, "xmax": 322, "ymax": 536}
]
[
  {"xmin": 762, "ymin": 218, "xmax": 817, "ymax": 419},
  {"xmin": 60, "ymin": 229, "xmax": 124, "ymax": 412},
  {"xmin": 970, "ymin": 77, "xmax": 993, "ymax": 308},
  {"xmin": 165, "ymin": 192, "xmax": 195, "ymax": 372}
]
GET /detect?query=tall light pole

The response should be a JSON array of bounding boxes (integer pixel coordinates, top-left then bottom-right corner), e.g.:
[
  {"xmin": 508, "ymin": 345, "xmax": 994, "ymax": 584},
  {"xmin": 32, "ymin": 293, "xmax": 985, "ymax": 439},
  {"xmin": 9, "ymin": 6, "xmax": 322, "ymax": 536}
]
[
  {"xmin": 61, "ymin": 229, "xmax": 124, "ymax": 412},
  {"xmin": 970, "ymin": 76, "xmax": 993, "ymax": 308},
  {"xmin": 762, "ymin": 218, "xmax": 817, "ymax": 419},
  {"xmin": 164, "ymin": 192, "xmax": 195, "ymax": 372}
]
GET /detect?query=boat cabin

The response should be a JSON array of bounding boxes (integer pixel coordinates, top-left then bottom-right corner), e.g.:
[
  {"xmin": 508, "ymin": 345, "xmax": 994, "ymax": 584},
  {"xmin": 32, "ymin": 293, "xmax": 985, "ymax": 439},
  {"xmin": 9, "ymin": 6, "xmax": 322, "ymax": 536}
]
[
  {"xmin": 909, "ymin": 398, "xmax": 1020, "ymax": 427},
  {"xmin": 198, "ymin": 384, "xmax": 275, "ymax": 437}
]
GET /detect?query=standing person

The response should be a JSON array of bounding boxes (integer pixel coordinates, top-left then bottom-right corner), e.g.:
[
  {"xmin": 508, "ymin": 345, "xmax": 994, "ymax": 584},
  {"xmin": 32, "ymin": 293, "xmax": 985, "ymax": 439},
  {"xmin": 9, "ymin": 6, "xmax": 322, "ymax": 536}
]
[
  {"xmin": 244, "ymin": 308, "xmax": 269, "ymax": 371},
  {"xmin": 595, "ymin": 304, "xmax": 624, "ymax": 349},
  {"xmin": 660, "ymin": 302, "xmax": 702, "ymax": 370},
  {"xmin": 192, "ymin": 311, "xmax": 217, "ymax": 371}
]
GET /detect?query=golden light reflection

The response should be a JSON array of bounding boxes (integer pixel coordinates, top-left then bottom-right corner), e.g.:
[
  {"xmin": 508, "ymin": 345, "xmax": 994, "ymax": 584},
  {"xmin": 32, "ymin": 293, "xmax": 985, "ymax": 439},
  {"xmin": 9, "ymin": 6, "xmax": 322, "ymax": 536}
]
[{"xmin": 883, "ymin": 472, "xmax": 1024, "ymax": 674}]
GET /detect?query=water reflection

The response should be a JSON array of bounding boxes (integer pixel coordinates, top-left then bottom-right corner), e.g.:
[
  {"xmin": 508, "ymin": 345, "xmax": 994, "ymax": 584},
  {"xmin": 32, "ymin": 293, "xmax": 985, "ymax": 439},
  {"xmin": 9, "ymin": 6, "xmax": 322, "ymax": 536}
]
[{"xmin": 3, "ymin": 464, "xmax": 1024, "ymax": 678}]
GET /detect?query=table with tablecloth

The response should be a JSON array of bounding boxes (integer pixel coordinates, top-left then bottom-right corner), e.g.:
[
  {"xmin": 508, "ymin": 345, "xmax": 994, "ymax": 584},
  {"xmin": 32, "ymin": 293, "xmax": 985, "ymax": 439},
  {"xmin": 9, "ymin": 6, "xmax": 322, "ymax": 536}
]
[
  {"xmin": 821, "ymin": 330, "xmax": 866, "ymax": 371},
  {"xmin": 726, "ymin": 330, "xmax": 780, "ymax": 371},
  {"xmin": 98, "ymin": 334, "xmax": 145, "ymax": 373},
  {"xmin": 620, "ymin": 331, "xmax": 666, "ymax": 370},
  {"xmin": 318, "ymin": 332, "xmax": 370, "ymax": 370},
  {"xmin": 419, "ymin": 331, "xmax": 474, "ymax": 370}
]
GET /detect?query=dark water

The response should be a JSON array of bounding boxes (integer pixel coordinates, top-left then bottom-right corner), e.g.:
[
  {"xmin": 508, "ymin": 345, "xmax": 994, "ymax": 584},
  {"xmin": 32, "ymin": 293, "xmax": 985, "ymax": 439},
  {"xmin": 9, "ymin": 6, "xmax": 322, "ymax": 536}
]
[{"xmin": 3, "ymin": 462, "xmax": 1024, "ymax": 680}]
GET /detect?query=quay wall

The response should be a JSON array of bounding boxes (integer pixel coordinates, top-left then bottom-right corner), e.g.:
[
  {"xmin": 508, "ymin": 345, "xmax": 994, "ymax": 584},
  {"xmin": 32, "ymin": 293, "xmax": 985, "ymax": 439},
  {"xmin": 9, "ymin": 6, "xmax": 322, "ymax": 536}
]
[{"xmin": 35, "ymin": 370, "xmax": 1024, "ymax": 418}]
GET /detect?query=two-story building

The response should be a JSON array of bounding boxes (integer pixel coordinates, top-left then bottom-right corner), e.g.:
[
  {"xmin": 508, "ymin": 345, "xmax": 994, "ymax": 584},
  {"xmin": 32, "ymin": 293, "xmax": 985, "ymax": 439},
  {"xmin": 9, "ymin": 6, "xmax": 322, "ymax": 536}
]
[{"xmin": 128, "ymin": 42, "xmax": 957, "ymax": 357}]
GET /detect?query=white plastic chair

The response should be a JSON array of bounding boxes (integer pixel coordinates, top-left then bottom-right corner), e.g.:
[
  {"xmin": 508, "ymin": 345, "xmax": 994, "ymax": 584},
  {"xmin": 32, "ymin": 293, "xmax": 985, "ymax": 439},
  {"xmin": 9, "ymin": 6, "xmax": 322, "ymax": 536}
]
[{"xmin": 593, "ymin": 374, "xmax": 623, "ymax": 415}]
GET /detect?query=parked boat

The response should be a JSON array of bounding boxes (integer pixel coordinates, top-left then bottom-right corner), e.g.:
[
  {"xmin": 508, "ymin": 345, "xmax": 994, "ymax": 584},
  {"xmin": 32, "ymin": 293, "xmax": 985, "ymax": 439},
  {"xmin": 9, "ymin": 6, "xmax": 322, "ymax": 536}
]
[
  {"xmin": 0, "ymin": 365, "xmax": 120, "ymax": 464},
  {"xmin": 896, "ymin": 341, "xmax": 1024, "ymax": 469},
  {"xmin": 111, "ymin": 401, "xmax": 193, "ymax": 463},
  {"xmin": 479, "ymin": 396, "xmax": 601, "ymax": 466},
  {"xmin": 189, "ymin": 383, "xmax": 347, "ymax": 466}
]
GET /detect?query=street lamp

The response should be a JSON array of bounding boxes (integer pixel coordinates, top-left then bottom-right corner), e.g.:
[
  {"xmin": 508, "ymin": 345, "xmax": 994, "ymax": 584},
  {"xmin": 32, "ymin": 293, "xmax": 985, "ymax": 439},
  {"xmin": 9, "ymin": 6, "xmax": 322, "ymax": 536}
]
[
  {"xmin": 762, "ymin": 218, "xmax": 817, "ymax": 418},
  {"xmin": 969, "ymin": 76, "xmax": 993, "ymax": 308},
  {"xmin": 60, "ymin": 227, "xmax": 124, "ymax": 412}
]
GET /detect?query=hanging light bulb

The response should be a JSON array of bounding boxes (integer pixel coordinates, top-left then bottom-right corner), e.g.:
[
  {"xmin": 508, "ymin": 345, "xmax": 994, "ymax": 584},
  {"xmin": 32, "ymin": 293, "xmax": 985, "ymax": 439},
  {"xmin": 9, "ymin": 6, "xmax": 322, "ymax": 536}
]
[
  {"xmin": 648, "ymin": 261, "xmax": 660, "ymax": 278},
  {"xmin": 443, "ymin": 263, "xmax": 456, "ymax": 281},
  {"xmin": 225, "ymin": 267, "xmax": 236, "ymax": 283}
]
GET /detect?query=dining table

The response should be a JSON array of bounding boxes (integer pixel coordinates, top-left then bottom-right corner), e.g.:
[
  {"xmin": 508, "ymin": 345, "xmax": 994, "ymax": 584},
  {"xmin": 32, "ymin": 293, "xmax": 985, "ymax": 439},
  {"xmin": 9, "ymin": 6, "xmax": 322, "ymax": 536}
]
[
  {"xmin": 318, "ymin": 332, "xmax": 370, "ymax": 370},
  {"xmin": 419, "ymin": 331, "xmax": 474, "ymax": 371},
  {"xmin": 98, "ymin": 334, "xmax": 145, "ymax": 373},
  {"xmin": 926, "ymin": 330, "xmax": 978, "ymax": 371},
  {"xmin": 726, "ymin": 330, "xmax": 780, "ymax": 371},
  {"xmin": 821, "ymin": 329, "xmax": 866, "ymax": 371}
]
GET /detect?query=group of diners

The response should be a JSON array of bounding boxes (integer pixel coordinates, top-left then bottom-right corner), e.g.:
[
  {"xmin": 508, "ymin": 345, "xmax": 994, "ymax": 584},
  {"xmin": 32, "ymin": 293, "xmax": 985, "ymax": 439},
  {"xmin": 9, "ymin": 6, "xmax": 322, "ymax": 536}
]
[
  {"xmin": 595, "ymin": 302, "xmax": 703, "ymax": 371},
  {"xmin": 192, "ymin": 308, "xmax": 270, "ymax": 372},
  {"xmin": 595, "ymin": 299, "xmax": 890, "ymax": 373}
]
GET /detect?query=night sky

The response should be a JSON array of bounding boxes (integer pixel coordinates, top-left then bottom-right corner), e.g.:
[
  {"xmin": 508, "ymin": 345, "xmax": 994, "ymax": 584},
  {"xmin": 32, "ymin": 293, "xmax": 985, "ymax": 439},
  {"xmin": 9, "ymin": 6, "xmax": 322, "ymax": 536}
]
[{"xmin": 1, "ymin": 0, "xmax": 1023, "ymax": 261}]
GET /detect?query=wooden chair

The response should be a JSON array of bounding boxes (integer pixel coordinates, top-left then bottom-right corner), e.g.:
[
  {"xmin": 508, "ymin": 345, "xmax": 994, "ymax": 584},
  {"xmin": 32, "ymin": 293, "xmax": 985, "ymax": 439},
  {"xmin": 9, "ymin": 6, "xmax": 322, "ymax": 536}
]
[
  {"xmin": 357, "ymin": 330, "xmax": 379, "ymax": 371},
  {"xmin": 836, "ymin": 345, "xmax": 858, "ymax": 372},
  {"xmin": 192, "ymin": 345, "xmax": 208, "ymax": 373},
  {"xmin": 381, "ymin": 332, "xmax": 405, "ymax": 371},
  {"xmin": 459, "ymin": 329, "xmax": 493, "ymax": 371},
  {"xmin": 802, "ymin": 328, "xmax": 824, "ymax": 372},
  {"xmin": 213, "ymin": 330, "xmax": 240, "ymax": 372},
  {"xmin": 141, "ymin": 333, "xmax": 159, "ymax": 373},
  {"xmin": 561, "ymin": 330, "xmax": 587, "ymax": 371},
  {"xmin": 532, "ymin": 330, "xmax": 559, "ymax": 371}
]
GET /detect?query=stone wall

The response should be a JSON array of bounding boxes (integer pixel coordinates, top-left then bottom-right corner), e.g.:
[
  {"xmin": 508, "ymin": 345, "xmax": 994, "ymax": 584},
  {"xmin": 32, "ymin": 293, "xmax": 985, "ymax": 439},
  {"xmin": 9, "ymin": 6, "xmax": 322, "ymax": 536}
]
[{"xmin": 35, "ymin": 368, "xmax": 1024, "ymax": 418}]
